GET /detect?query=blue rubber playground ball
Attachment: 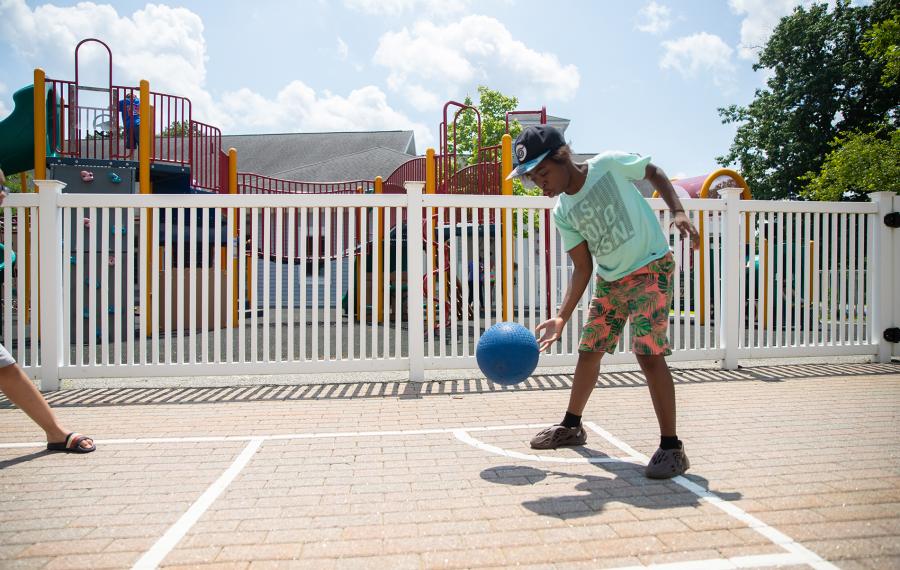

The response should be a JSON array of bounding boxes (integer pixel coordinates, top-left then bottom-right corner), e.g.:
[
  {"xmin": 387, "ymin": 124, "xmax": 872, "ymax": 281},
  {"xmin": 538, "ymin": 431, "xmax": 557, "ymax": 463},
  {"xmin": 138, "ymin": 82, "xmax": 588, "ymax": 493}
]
[{"xmin": 476, "ymin": 322, "xmax": 540, "ymax": 385}]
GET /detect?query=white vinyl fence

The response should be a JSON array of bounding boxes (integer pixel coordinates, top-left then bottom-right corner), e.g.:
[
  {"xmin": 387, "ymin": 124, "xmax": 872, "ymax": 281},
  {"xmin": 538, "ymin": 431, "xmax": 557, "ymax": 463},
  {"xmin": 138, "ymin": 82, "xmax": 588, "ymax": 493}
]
[{"xmin": 1, "ymin": 182, "xmax": 896, "ymax": 390}]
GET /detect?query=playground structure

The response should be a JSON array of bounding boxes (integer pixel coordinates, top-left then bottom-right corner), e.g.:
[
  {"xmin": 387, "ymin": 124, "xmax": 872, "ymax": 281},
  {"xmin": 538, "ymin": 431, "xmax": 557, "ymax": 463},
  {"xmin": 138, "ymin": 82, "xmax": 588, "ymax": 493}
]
[{"xmin": 0, "ymin": 38, "xmax": 770, "ymax": 346}]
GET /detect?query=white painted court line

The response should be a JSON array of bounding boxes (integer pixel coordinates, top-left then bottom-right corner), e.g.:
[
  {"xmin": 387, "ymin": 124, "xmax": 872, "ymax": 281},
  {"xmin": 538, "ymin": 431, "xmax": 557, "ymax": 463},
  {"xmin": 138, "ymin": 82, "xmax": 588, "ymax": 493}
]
[
  {"xmin": 608, "ymin": 551, "xmax": 812, "ymax": 569},
  {"xmin": 0, "ymin": 423, "xmax": 553, "ymax": 449},
  {"xmin": 453, "ymin": 429, "xmax": 642, "ymax": 464},
  {"xmin": 584, "ymin": 422, "xmax": 839, "ymax": 570},
  {"xmin": 131, "ymin": 438, "xmax": 263, "ymax": 570}
]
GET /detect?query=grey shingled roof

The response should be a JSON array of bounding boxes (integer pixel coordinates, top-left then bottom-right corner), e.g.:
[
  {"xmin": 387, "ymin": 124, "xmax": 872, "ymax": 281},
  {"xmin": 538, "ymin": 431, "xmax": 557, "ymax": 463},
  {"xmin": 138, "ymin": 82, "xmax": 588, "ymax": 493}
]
[
  {"xmin": 277, "ymin": 146, "xmax": 418, "ymax": 182},
  {"xmin": 221, "ymin": 130, "xmax": 416, "ymax": 179}
]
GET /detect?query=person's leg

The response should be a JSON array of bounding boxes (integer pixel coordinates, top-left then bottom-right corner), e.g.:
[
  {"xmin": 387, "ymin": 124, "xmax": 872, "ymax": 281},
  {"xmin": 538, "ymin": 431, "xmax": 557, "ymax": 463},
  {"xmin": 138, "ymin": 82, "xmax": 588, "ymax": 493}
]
[
  {"xmin": 566, "ymin": 350, "xmax": 604, "ymax": 416},
  {"xmin": 0, "ymin": 363, "xmax": 94, "ymax": 451},
  {"xmin": 530, "ymin": 282, "xmax": 622, "ymax": 450},
  {"xmin": 628, "ymin": 254, "xmax": 687, "ymax": 477},
  {"xmin": 635, "ymin": 354, "xmax": 676, "ymax": 437}
]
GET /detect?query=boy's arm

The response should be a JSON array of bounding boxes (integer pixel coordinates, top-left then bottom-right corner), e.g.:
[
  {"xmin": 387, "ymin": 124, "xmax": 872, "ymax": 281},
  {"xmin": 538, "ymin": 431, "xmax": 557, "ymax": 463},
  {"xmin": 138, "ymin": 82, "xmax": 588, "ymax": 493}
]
[
  {"xmin": 536, "ymin": 241, "xmax": 592, "ymax": 351},
  {"xmin": 556, "ymin": 241, "xmax": 593, "ymax": 323},
  {"xmin": 645, "ymin": 163, "xmax": 700, "ymax": 249}
]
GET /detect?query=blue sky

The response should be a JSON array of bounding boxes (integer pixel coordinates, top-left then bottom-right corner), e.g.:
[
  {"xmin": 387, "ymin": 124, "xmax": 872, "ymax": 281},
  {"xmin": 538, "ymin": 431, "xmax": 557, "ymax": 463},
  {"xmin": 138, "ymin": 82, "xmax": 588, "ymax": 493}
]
[{"xmin": 0, "ymin": 0, "xmax": 810, "ymax": 178}]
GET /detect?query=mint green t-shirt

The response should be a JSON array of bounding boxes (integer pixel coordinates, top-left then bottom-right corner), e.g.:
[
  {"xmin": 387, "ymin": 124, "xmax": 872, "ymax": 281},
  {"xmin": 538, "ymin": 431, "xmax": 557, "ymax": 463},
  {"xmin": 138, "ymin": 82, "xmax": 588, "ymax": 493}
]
[{"xmin": 553, "ymin": 152, "xmax": 670, "ymax": 281}]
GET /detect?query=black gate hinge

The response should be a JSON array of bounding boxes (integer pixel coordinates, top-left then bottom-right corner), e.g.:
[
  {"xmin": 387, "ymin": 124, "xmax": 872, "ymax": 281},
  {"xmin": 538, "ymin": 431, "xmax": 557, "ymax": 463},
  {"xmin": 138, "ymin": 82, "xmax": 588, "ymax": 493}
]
[
  {"xmin": 885, "ymin": 327, "xmax": 900, "ymax": 343},
  {"xmin": 885, "ymin": 212, "xmax": 900, "ymax": 228}
]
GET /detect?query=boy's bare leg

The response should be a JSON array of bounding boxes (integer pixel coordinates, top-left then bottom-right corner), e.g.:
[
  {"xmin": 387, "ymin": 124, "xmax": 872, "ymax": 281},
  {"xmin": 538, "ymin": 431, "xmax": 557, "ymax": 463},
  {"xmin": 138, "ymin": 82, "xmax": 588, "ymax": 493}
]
[
  {"xmin": 0, "ymin": 364, "xmax": 90, "ymax": 448},
  {"xmin": 566, "ymin": 350, "xmax": 604, "ymax": 415},
  {"xmin": 635, "ymin": 354, "xmax": 676, "ymax": 436}
]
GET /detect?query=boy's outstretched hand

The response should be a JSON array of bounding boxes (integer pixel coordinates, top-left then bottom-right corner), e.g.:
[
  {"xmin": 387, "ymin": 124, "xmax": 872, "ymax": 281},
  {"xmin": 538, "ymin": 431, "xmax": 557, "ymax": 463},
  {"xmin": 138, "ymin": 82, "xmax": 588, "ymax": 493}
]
[
  {"xmin": 672, "ymin": 211, "xmax": 700, "ymax": 250},
  {"xmin": 535, "ymin": 317, "xmax": 566, "ymax": 352}
]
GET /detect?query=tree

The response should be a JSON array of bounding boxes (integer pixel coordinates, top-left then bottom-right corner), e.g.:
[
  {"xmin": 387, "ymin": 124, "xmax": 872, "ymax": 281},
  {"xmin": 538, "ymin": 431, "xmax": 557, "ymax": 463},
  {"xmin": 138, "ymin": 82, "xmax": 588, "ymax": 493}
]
[
  {"xmin": 448, "ymin": 86, "xmax": 522, "ymax": 160},
  {"xmin": 801, "ymin": 127, "xmax": 900, "ymax": 201},
  {"xmin": 717, "ymin": 1, "xmax": 899, "ymax": 200},
  {"xmin": 161, "ymin": 120, "xmax": 198, "ymax": 136},
  {"xmin": 446, "ymin": 86, "xmax": 540, "ymax": 197},
  {"xmin": 862, "ymin": 10, "xmax": 900, "ymax": 87}
]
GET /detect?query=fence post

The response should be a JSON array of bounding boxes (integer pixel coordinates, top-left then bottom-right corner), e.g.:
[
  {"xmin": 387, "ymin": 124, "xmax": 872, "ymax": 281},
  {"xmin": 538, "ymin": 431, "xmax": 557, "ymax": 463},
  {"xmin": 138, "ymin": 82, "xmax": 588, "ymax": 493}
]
[
  {"xmin": 894, "ymin": 194, "xmax": 900, "ymax": 359},
  {"xmin": 720, "ymin": 188, "xmax": 742, "ymax": 369},
  {"xmin": 870, "ymin": 192, "xmax": 895, "ymax": 363},
  {"xmin": 35, "ymin": 180, "xmax": 65, "ymax": 390},
  {"xmin": 406, "ymin": 181, "xmax": 426, "ymax": 382}
]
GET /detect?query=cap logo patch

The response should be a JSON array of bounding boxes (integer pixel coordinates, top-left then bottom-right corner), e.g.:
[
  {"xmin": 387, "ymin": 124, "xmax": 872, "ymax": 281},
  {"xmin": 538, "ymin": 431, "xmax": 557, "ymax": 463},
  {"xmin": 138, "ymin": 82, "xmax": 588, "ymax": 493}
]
[{"xmin": 515, "ymin": 144, "xmax": 527, "ymax": 163}]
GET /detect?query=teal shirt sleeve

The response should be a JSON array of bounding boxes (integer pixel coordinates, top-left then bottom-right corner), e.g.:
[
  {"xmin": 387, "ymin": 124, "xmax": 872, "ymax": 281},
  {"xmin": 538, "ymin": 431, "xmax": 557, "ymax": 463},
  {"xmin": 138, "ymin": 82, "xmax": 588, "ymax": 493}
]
[
  {"xmin": 609, "ymin": 152, "xmax": 651, "ymax": 181},
  {"xmin": 553, "ymin": 206, "xmax": 585, "ymax": 252}
]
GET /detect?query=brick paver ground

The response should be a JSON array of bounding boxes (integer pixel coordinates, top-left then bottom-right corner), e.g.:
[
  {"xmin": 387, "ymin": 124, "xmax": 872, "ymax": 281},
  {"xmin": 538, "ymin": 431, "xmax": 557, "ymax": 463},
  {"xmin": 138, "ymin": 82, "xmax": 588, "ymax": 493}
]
[{"xmin": 1, "ymin": 362, "xmax": 898, "ymax": 569}]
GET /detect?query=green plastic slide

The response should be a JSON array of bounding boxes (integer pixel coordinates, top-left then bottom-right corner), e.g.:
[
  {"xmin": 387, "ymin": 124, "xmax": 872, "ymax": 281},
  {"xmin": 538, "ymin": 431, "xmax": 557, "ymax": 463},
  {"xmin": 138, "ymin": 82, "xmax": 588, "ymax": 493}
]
[{"xmin": 0, "ymin": 84, "xmax": 56, "ymax": 176}]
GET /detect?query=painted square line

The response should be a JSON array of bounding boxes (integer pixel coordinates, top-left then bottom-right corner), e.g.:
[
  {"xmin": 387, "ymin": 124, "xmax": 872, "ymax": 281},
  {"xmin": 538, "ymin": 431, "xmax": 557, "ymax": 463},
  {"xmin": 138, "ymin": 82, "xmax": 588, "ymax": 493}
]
[
  {"xmin": 453, "ymin": 428, "xmax": 641, "ymax": 464},
  {"xmin": 585, "ymin": 422, "xmax": 838, "ymax": 570},
  {"xmin": 0, "ymin": 422, "xmax": 839, "ymax": 570},
  {"xmin": 131, "ymin": 438, "xmax": 263, "ymax": 570}
]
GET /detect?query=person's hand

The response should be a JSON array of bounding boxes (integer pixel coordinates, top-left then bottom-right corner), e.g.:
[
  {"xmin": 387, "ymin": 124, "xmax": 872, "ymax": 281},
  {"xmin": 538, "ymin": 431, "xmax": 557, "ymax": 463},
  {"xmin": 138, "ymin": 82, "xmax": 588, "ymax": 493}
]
[
  {"xmin": 535, "ymin": 316, "xmax": 566, "ymax": 352},
  {"xmin": 672, "ymin": 211, "xmax": 700, "ymax": 250}
]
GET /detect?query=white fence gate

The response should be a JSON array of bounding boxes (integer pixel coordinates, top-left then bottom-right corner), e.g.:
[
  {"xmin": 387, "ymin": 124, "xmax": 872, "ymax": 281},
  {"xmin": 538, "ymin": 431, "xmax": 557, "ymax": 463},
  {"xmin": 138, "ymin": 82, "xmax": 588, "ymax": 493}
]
[{"xmin": 1, "ymin": 182, "xmax": 896, "ymax": 389}]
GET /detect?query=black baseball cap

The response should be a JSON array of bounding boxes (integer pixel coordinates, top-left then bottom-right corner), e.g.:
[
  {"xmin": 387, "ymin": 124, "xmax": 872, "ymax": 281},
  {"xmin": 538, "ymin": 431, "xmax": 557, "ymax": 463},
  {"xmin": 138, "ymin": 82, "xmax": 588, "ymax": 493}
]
[{"xmin": 505, "ymin": 125, "xmax": 565, "ymax": 181}]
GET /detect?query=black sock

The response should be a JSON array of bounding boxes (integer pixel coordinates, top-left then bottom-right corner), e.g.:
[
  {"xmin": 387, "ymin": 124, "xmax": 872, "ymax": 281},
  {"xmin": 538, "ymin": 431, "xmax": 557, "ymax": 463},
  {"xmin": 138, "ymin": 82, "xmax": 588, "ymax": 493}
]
[
  {"xmin": 561, "ymin": 412, "xmax": 582, "ymax": 429},
  {"xmin": 660, "ymin": 435, "xmax": 682, "ymax": 450}
]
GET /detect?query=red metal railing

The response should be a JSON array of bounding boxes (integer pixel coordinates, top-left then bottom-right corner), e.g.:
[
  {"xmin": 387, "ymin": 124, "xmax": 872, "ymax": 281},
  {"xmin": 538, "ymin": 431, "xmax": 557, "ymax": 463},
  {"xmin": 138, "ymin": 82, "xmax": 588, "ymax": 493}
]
[
  {"xmin": 237, "ymin": 173, "xmax": 375, "ymax": 195},
  {"xmin": 45, "ymin": 80, "xmax": 194, "ymax": 166},
  {"xmin": 188, "ymin": 120, "xmax": 222, "ymax": 193},
  {"xmin": 236, "ymin": 173, "xmax": 375, "ymax": 261},
  {"xmin": 148, "ymin": 90, "xmax": 191, "ymax": 165},
  {"xmin": 46, "ymin": 79, "xmax": 139, "ymax": 161},
  {"xmin": 383, "ymin": 157, "xmax": 426, "ymax": 194}
]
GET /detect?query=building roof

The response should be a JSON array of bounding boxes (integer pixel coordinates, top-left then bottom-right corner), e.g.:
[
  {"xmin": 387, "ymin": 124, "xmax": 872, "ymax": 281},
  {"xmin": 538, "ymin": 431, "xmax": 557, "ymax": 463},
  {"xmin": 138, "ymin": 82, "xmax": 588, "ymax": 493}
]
[
  {"xmin": 277, "ymin": 146, "xmax": 418, "ymax": 182},
  {"xmin": 513, "ymin": 113, "xmax": 570, "ymax": 134},
  {"xmin": 221, "ymin": 130, "xmax": 416, "ymax": 181}
]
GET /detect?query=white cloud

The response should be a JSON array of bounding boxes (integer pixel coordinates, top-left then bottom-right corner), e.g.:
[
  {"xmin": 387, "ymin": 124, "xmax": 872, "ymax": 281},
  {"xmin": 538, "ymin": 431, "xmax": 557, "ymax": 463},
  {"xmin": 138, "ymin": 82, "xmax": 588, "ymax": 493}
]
[
  {"xmin": 660, "ymin": 32, "xmax": 735, "ymax": 89},
  {"xmin": 728, "ymin": 0, "xmax": 805, "ymax": 60},
  {"xmin": 0, "ymin": 0, "xmax": 220, "ymax": 121},
  {"xmin": 373, "ymin": 15, "xmax": 580, "ymax": 111},
  {"xmin": 636, "ymin": 2, "xmax": 672, "ymax": 35},
  {"xmin": 0, "ymin": 1, "xmax": 431, "ymax": 146},
  {"xmin": 336, "ymin": 36, "xmax": 349, "ymax": 60},
  {"xmin": 344, "ymin": 0, "xmax": 469, "ymax": 16},
  {"xmin": 219, "ymin": 81, "xmax": 433, "ymax": 149}
]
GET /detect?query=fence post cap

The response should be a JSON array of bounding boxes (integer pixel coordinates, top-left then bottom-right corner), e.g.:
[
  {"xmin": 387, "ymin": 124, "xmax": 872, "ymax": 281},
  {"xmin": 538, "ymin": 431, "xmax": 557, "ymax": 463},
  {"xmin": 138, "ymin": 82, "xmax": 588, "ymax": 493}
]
[{"xmin": 33, "ymin": 179, "xmax": 67, "ymax": 193}]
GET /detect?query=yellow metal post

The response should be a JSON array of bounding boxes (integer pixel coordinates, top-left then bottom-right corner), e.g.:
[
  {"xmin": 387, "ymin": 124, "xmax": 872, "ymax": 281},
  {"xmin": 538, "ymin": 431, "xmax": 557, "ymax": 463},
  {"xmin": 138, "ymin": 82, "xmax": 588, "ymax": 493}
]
[
  {"xmin": 375, "ymin": 177, "xmax": 384, "ymax": 323},
  {"xmin": 425, "ymin": 148, "xmax": 436, "ymax": 195},
  {"xmin": 500, "ymin": 134, "xmax": 513, "ymax": 321},
  {"xmin": 32, "ymin": 69, "xmax": 47, "ymax": 334},
  {"xmin": 139, "ymin": 80, "xmax": 152, "ymax": 333},
  {"xmin": 139, "ymin": 81, "xmax": 150, "ymax": 194},
  {"xmin": 424, "ymin": 149, "xmax": 436, "ymax": 325},
  {"xmin": 229, "ymin": 148, "xmax": 239, "ymax": 328},
  {"xmin": 33, "ymin": 69, "xmax": 46, "ymax": 180}
]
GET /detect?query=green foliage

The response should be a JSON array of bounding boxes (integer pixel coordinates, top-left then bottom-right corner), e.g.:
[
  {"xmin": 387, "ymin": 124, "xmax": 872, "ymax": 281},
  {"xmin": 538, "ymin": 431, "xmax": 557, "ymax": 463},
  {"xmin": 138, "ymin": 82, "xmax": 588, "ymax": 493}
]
[
  {"xmin": 0, "ymin": 170, "xmax": 32, "ymax": 193},
  {"xmin": 718, "ymin": 0, "xmax": 900, "ymax": 200},
  {"xmin": 448, "ymin": 86, "xmax": 522, "ymax": 163},
  {"xmin": 801, "ymin": 127, "xmax": 900, "ymax": 200},
  {"xmin": 161, "ymin": 120, "xmax": 196, "ymax": 136},
  {"xmin": 862, "ymin": 10, "xmax": 900, "ymax": 87}
]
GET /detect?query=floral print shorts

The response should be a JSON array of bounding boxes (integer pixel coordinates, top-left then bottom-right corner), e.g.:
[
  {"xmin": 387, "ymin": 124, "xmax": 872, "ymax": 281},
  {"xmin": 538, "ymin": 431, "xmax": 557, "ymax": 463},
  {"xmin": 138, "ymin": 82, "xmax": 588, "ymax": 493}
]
[{"xmin": 579, "ymin": 253, "xmax": 675, "ymax": 356}]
